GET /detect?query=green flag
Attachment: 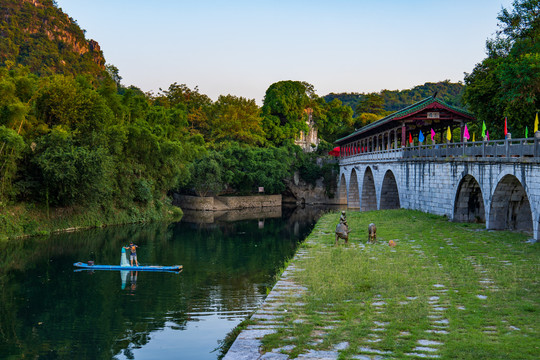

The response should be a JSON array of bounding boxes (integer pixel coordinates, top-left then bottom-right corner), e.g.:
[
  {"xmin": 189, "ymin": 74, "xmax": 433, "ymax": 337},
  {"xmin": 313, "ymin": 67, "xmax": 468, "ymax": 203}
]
[
  {"xmin": 525, "ymin": 126, "xmax": 529, "ymax": 138},
  {"xmin": 481, "ymin": 121, "xmax": 486, "ymax": 138}
]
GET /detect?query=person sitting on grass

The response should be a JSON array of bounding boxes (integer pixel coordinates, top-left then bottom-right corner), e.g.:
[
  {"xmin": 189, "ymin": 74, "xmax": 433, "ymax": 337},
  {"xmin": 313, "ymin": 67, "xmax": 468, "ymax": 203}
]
[{"xmin": 124, "ymin": 242, "xmax": 139, "ymax": 266}]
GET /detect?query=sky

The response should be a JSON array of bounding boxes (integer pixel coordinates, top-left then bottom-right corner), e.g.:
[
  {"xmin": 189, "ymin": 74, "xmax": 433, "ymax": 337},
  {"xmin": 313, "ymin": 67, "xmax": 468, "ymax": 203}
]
[{"xmin": 55, "ymin": 0, "xmax": 514, "ymax": 104}]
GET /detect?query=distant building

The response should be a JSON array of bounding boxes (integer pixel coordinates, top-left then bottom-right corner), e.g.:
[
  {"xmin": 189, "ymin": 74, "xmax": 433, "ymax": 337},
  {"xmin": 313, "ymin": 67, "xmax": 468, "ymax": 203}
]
[{"xmin": 295, "ymin": 108, "xmax": 319, "ymax": 152}]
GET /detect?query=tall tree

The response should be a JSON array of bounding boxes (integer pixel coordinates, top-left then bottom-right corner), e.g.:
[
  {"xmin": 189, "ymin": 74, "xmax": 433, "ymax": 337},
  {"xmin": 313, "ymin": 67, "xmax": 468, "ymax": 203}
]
[
  {"xmin": 261, "ymin": 81, "xmax": 313, "ymax": 146},
  {"xmin": 209, "ymin": 95, "xmax": 265, "ymax": 147},
  {"xmin": 464, "ymin": 0, "xmax": 539, "ymax": 138},
  {"xmin": 315, "ymin": 98, "xmax": 354, "ymax": 143}
]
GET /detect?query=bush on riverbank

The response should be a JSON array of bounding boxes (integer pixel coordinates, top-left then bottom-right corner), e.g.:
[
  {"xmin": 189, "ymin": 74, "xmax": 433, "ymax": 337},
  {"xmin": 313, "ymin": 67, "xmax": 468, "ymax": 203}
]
[{"xmin": 0, "ymin": 199, "xmax": 182, "ymax": 241}]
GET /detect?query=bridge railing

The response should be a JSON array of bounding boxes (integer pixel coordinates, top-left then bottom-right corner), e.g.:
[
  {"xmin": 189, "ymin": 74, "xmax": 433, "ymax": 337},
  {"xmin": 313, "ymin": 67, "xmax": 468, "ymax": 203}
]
[{"xmin": 340, "ymin": 137, "xmax": 540, "ymax": 161}]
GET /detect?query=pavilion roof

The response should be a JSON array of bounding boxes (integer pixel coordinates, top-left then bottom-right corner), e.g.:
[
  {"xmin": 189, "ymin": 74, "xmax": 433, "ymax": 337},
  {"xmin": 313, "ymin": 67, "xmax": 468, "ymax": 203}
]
[{"xmin": 335, "ymin": 96, "xmax": 475, "ymax": 144}]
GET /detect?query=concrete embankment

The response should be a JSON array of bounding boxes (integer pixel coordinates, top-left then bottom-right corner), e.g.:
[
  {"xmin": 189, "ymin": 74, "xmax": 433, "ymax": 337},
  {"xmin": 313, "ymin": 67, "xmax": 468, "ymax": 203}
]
[
  {"xmin": 173, "ymin": 194, "xmax": 282, "ymax": 211},
  {"xmin": 223, "ymin": 247, "xmax": 312, "ymax": 360}
]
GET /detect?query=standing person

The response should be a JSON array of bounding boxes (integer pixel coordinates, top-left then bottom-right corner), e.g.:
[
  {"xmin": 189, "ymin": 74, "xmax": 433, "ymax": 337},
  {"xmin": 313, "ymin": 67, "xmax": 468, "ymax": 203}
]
[{"xmin": 124, "ymin": 242, "xmax": 139, "ymax": 266}]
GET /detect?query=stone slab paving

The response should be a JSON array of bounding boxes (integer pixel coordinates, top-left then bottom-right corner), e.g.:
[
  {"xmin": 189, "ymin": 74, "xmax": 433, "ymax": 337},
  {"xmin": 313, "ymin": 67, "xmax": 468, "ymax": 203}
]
[{"xmin": 223, "ymin": 249, "xmax": 311, "ymax": 360}]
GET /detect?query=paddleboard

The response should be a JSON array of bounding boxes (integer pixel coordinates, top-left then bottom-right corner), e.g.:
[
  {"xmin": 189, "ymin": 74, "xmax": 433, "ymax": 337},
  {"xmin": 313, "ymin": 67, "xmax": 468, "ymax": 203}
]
[{"xmin": 74, "ymin": 262, "xmax": 182, "ymax": 272}]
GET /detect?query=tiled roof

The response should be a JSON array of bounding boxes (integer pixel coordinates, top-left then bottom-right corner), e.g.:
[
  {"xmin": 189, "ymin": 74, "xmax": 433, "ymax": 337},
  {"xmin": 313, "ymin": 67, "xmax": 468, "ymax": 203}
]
[{"xmin": 335, "ymin": 96, "xmax": 474, "ymax": 144}]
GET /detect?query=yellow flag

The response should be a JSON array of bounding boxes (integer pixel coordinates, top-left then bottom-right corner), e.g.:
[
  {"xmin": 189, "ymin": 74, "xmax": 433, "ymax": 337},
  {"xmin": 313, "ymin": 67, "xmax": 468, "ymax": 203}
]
[
  {"xmin": 473, "ymin": 132, "xmax": 475, "ymax": 142},
  {"xmin": 446, "ymin": 126, "xmax": 452, "ymax": 141},
  {"xmin": 535, "ymin": 112, "xmax": 538, "ymax": 133}
]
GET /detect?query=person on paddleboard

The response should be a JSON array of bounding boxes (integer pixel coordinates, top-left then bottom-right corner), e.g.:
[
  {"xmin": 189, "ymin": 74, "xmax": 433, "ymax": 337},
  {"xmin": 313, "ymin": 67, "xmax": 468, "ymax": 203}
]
[{"xmin": 124, "ymin": 242, "xmax": 139, "ymax": 266}]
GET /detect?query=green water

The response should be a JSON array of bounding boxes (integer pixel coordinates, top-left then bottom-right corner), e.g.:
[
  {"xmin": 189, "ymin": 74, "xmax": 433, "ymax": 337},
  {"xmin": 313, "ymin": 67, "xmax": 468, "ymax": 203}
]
[{"xmin": 0, "ymin": 207, "xmax": 322, "ymax": 359}]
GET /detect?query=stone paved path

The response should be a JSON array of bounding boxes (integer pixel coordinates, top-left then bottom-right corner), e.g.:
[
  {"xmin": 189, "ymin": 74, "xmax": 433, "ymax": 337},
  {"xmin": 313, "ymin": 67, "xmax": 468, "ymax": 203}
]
[{"xmin": 223, "ymin": 248, "xmax": 311, "ymax": 360}]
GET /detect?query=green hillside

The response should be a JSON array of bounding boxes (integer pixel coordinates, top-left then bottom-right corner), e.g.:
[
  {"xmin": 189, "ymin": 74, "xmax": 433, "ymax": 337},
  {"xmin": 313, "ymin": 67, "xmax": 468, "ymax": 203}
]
[
  {"xmin": 324, "ymin": 81, "xmax": 465, "ymax": 116},
  {"xmin": 0, "ymin": 0, "xmax": 106, "ymax": 77}
]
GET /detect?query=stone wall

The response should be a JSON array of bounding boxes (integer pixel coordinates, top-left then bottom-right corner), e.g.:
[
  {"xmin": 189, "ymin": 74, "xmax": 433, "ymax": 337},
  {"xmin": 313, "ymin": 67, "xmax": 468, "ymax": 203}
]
[
  {"xmin": 218, "ymin": 195, "xmax": 281, "ymax": 209},
  {"xmin": 284, "ymin": 171, "xmax": 347, "ymax": 206},
  {"xmin": 173, "ymin": 194, "xmax": 215, "ymax": 211},
  {"xmin": 173, "ymin": 194, "xmax": 282, "ymax": 211}
]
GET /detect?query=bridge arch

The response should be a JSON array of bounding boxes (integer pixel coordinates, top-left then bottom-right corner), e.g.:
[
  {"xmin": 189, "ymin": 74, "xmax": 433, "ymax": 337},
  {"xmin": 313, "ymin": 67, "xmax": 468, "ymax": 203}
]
[
  {"xmin": 453, "ymin": 175, "xmax": 486, "ymax": 223},
  {"xmin": 488, "ymin": 174, "xmax": 533, "ymax": 233},
  {"xmin": 380, "ymin": 170, "xmax": 400, "ymax": 209},
  {"xmin": 361, "ymin": 167, "xmax": 377, "ymax": 211},
  {"xmin": 348, "ymin": 169, "xmax": 360, "ymax": 208},
  {"xmin": 338, "ymin": 173, "xmax": 347, "ymax": 204}
]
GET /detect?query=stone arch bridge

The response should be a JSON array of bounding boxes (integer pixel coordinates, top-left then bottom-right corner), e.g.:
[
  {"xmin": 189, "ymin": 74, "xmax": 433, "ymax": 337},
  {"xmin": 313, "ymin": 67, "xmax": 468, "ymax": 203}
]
[{"xmin": 338, "ymin": 141, "xmax": 540, "ymax": 242}]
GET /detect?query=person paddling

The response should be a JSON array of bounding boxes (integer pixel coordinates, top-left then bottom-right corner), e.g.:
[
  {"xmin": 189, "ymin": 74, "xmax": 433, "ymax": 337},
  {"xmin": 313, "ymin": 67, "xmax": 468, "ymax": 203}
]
[{"xmin": 124, "ymin": 242, "xmax": 139, "ymax": 266}]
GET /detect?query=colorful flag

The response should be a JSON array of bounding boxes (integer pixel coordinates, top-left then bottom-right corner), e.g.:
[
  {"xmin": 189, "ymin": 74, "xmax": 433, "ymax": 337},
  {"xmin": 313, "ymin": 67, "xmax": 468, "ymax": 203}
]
[
  {"xmin": 446, "ymin": 126, "xmax": 452, "ymax": 141},
  {"xmin": 535, "ymin": 112, "xmax": 538, "ymax": 133},
  {"xmin": 463, "ymin": 124, "xmax": 470, "ymax": 140},
  {"xmin": 481, "ymin": 121, "xmax": 486, "ymax": 139},
  {"xmin": 409, "ymin": 133, "xmax": 413, "ymax": 144},
  {"xmin": 418, "ymin": 130, "xmax": 425, "ymax": 143},
  {"xmin": 486, "ymin": 130, "xmax": 490, "ymax": 141},
  {"xmin": 504, "ymin": 117, "xmax": 508, "ymax": 137},
  {"xmin": 430, "ymin": 128, "xmax": 436, "ymax": 142},
  {"xmin": 525, "ymin": 126, "xmax": 529, "ymax": 138}
]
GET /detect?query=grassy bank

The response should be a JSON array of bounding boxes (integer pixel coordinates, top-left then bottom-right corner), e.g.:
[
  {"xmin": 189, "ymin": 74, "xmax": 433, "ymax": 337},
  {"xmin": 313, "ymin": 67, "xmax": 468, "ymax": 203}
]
[
  {"xmin": 0, "ymin": 199, "xmax": 183, "ymax": 240},
  {"xmin": 260, "ymin": 209, "xmax": 539, "ymax": 359}
]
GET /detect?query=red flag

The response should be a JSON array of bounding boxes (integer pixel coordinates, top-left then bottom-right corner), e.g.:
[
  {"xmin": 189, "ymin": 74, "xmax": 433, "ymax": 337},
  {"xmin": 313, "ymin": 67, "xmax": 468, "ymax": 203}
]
[
  {"xmin": 504, "ymin": 117, "xmax": 508, "ymax": 137},
  {"xmin": 409, "ymin": 133, "xmax": 413, "ymax": 143},
  {"xmin": 328, "ymin": 147, "xmax": 340, "ymax": 156}
]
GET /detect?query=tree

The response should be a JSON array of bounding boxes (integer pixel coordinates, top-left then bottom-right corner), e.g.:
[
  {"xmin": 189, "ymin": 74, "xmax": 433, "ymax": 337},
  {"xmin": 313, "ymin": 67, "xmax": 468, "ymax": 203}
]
[
  {"xmin": 0, "ymin": 126, "xmax": 26, "ymax": 201},
  {"xmin": 189, "ymin": 152, "xmax": 225, "ymax": 197},
  {"xmin": 157, "ymin": 83, "xmax": 213, "ymax": 137},
  {"xmin": 218, "ymin": 145, "xmax": 293, "ymax": 194},
  {"xmin": 31, "ymin": 128, "xmax": 114, "ymax": 206},
  {"xmin": 464, "ymin": 0, "xmax": 539, "ymax": 139},
  {"xmin": 209, "ymin": 95, "xmax": 265, "ymax": 147},
  {"xmin": 356, "ymin": 93, "xmax": 385, "ymax": 115},
  {"xmin": 105, "ymin": 64, "xmax": 122, "ymax": 89},
  {"xmin": 314, "ymin": 98, "xmax": 354, "ymax": 143},
  {"xmin": 261, "ymin": 81, "xmax": 313, "ymax": 145}
]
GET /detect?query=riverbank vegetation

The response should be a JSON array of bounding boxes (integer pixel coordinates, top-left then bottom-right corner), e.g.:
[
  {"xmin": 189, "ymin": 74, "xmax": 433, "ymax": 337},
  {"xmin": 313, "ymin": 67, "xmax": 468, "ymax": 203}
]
[
  {"xmin": 0, "ymin": 62, "xmax": 348, "ymax": 238},
  {"xmin": 259, "ymin": 210, "xmax": 539, "ymax": 359},
  {"xmin": 1, "ymin": 0, "xmax": 537, "ymax": 238}
]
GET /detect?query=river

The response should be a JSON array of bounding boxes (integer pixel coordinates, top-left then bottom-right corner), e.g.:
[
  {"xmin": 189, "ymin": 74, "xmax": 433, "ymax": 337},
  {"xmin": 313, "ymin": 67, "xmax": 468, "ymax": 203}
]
[{"xmin": 0, "ymin": 205, "xmax": 331, "ymax": 359}]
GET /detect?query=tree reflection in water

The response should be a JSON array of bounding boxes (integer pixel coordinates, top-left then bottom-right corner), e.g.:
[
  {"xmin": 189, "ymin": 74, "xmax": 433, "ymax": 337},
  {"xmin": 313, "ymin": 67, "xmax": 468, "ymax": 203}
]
[{"xmin": 0, "ymin": 205, "xmax": 330, "ymax": 359}]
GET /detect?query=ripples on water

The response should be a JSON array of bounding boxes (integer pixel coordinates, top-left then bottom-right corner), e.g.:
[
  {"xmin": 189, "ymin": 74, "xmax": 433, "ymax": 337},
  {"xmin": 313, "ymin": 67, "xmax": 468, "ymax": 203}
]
[{"xmin": 0, "ymin": 206, "xmax": 329, "ymax": 359}]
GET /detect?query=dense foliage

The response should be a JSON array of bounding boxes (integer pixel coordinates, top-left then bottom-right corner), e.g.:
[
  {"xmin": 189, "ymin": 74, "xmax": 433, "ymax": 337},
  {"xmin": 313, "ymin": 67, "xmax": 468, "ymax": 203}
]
[
  {"xmin": 464, "ymin": 0, "xmax": 539, "ymax": 139},
  {"xmin": 0, "ymin": 64, "xmax": 206, "ymax": 213},
  {"xmin": 1, "ymin": 0, "xmax": 532, "ymax": 229}
]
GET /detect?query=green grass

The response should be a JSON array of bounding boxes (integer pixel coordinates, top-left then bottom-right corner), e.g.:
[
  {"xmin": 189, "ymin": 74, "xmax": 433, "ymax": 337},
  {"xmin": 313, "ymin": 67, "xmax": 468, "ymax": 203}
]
[
  {"xmin": 260, "ymin": 209, "xmax": 539, "ymax": 359},
  {"xmin": 0, "ymin": 199, "xmax": 183, "ymax": 240}
]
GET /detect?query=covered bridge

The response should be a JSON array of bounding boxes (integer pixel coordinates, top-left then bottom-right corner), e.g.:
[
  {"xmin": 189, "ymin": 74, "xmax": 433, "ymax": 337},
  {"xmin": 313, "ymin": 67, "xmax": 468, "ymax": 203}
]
[{"xmin": 335, "ymin": 95, "xmax": 475, "ymax": 154}]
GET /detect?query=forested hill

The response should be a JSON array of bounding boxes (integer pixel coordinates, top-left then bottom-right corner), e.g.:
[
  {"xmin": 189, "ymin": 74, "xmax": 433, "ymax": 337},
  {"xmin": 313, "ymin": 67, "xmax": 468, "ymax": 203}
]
[
  {"xmin": 0, "ymin": 0, "xmax": 106, "ymax": 77},
  {"xmin": 324, "ymin": 81, "xmax": 465, "ymax": 115}
]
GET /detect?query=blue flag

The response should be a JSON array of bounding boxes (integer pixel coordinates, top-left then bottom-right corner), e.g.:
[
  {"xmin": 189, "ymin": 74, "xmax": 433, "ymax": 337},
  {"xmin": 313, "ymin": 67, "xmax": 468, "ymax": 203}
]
[{"xmin": 418, "ymin": 130, "xmax": 425, "ymax": 143}]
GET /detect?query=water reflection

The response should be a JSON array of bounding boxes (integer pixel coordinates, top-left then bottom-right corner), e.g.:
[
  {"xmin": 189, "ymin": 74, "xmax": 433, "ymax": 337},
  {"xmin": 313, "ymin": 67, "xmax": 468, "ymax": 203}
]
[{"xmin": 0, "ymin": 205, "xmax": 331, "ymax": 359}]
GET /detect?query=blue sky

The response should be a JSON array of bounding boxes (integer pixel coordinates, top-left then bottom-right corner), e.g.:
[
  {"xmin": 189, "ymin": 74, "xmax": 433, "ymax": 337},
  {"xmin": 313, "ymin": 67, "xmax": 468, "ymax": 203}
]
[{"xmin": 56, "ymin": 0, "xmax": 514, "ymax": 103}]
